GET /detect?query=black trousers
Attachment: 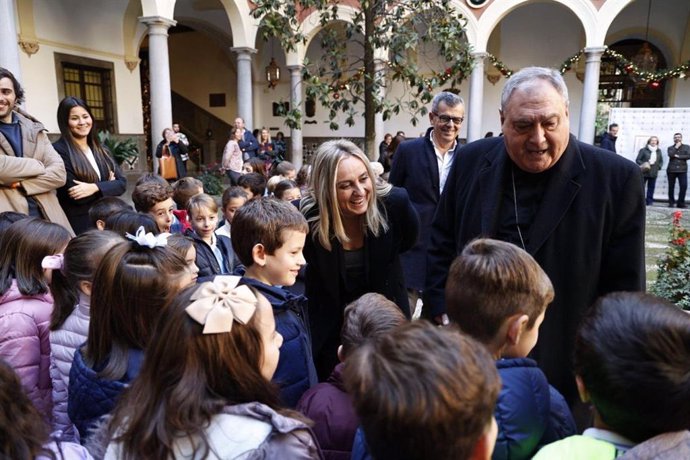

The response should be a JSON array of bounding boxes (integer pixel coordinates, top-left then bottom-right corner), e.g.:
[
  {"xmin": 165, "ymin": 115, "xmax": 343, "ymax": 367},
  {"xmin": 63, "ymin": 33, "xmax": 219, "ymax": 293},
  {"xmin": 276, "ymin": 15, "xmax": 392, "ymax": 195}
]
[{"xmin": 667, "ymin": 172, "xmax": 687, "ymax": 205}]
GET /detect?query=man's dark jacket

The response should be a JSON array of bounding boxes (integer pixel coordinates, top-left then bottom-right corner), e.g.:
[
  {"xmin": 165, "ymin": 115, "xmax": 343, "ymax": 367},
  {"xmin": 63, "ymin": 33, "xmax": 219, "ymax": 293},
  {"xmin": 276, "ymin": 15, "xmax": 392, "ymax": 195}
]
[
  {"xmin": 389, "ymin": 127, "xmax": 461, "ymax": 291},
  {"xmin": 600, "ymin": 131, "xmax": 617, "ymax": 152},
  {"xmin": 424, "ymin": 135, "xmax": 645, "ymax": 402}
]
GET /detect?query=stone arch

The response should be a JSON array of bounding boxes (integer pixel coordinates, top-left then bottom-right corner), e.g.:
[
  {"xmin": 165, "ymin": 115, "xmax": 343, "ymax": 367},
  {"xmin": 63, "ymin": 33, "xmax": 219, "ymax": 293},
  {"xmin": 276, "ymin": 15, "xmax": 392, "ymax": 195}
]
[{"xmin": 477, "ymin": 0, "xmax": 599, "ymax": 50}]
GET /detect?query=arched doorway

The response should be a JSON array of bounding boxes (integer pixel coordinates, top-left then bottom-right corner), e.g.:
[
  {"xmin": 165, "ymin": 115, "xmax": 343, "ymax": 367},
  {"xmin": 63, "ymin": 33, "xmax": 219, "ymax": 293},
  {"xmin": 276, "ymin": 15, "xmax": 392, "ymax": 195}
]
[{"xmin": 599, "ymin": 39, "xmax": 667, "ymax": 108}]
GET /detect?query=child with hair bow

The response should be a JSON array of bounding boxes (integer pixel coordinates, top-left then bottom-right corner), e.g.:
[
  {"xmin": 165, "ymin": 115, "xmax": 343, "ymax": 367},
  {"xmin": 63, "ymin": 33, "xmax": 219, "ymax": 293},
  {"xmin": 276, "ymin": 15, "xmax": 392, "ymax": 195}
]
[
  {"xmin": 100, "ymin": 277, "xmax": 323, "ymax": 459},
  {"xmin": 48, "ymin": 230, "xmax": 124, "ymax": 442},
  {"xmin": 67, "ymin": 227, "xmax": 194, "ymax": 445},
  {"xmin": 0, "ymin": 218, "xmax": 72, "ymax": 423}
]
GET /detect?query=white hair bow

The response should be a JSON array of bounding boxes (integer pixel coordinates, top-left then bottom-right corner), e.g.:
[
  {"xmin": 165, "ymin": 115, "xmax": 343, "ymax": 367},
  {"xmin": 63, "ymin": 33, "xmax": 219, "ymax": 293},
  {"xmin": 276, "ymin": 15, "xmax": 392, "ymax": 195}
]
[
  {"xmin": 185, "ymin": 276, "xmax": 258, "ymax": 334},
  {"xmin": 125, "ymin": 226, "xmax": 170, "ymax": 248}
]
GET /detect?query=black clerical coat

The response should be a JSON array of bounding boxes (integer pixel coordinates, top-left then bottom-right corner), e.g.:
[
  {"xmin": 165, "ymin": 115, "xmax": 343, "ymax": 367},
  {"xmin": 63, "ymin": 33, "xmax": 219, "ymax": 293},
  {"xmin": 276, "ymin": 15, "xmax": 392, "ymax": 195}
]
[{"xmin": 424, "ymin": 135, "xmax": 645, "ymax": 402}]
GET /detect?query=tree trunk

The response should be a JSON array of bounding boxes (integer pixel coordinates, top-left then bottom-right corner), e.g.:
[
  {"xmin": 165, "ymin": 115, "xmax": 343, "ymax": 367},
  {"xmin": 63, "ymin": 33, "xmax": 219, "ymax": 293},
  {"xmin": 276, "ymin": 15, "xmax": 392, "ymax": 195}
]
[{"xmin": 363, "ymin": 4, "xmax": 377, "ymax": 160}]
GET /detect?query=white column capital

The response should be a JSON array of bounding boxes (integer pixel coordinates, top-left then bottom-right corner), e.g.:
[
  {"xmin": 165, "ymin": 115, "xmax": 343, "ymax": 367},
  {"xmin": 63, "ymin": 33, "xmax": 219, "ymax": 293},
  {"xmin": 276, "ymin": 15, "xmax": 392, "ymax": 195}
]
[
  {"xmin": 287, "ymin": 64, "xmax": 303, "ymax": 73},
  {"xmin": 583, "ymin": 46, "xmax": 607, "ymax": 55},
  {"xmin": 471, "ymin": 51, "xmax": 489, "ymax": 60},
  {"xmin": 139, "ymin": 16, "xmax": 177, "ymax": 33},
  {"xmin": 231, "ymin": 47, "xmax": 257, "ymax": 58}
]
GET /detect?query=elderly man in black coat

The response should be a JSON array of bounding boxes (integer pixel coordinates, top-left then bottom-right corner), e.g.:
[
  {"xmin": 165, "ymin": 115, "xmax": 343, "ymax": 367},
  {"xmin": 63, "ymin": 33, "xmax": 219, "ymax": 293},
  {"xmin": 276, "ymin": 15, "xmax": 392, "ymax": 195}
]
[{"xmin": 424, "ymin": 67, "xmax": 645, "ymax": 403}]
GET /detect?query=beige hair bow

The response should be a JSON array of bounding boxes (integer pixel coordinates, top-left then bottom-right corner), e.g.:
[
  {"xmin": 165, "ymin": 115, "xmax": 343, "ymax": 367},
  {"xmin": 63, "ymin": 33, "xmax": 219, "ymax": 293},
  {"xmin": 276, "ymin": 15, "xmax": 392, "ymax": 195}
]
[{"xmin": 185, "ymin": 276, "xmax": 258, "ymax": 334}]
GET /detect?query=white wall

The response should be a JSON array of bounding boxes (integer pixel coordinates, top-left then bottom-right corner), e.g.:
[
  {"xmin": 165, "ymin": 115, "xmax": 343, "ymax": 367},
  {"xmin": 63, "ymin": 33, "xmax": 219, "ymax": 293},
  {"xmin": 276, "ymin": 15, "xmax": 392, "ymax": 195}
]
[
  {"xmin": 169, "ymin": 31, "xmax": 237, "ymax": 122},
  {"xmin": 20, "ymin": 0, "xmax": 143, "ymax": 134}
]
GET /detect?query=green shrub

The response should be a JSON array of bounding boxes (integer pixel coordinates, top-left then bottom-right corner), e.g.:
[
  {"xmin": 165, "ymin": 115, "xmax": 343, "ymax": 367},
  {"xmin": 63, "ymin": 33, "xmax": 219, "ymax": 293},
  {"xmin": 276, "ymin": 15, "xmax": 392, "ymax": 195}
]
[
  {"xmin": 650, "ymin": 210, "xmax": 690, "ymax": 310},
  {"xmin": 196, "ymin": 162, "xmax": 224, "ymax": 196}
]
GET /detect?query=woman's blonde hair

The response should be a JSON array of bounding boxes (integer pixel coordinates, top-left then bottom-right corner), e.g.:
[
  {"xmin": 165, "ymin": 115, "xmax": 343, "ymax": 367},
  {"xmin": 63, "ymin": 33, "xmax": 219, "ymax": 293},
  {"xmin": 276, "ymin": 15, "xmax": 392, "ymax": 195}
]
[{"xmin": 300, "ymin": 139, "xmax": 392, "ymax": 250}]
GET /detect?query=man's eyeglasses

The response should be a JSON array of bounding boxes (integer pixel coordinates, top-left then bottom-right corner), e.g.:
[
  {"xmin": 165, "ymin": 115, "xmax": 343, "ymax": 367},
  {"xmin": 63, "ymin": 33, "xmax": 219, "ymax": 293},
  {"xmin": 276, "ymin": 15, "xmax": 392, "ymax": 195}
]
[{"xmin": 433, "ymin": 113, "xmax": 464, "ymax": 125}]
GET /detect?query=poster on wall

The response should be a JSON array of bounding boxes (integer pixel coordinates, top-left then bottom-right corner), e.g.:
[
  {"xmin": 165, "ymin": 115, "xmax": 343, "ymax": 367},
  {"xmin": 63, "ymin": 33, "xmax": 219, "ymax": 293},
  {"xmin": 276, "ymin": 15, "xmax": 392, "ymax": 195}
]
[{"xmin": 609, "ymin": 107, "xmax": 690, "ymax": 203}]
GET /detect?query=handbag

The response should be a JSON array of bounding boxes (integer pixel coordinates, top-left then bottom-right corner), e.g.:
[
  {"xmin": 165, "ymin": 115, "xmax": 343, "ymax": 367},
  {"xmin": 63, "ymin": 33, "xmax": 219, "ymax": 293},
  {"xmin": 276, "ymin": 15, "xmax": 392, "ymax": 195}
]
[
  {"xmin": 159, "ymin": 145, "xmax": 178, "ymax": 180},
  {"xmin": 639, "ymin": 161, "xmax": 651, "ymax": 173}
]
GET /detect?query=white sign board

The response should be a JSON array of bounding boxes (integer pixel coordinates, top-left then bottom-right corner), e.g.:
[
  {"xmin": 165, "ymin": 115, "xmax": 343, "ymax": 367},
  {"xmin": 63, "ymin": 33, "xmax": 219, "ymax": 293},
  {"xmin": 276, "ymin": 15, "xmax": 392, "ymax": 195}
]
[{"xmin": 609, "ymin": 107, "xmax": 690, "ymax": 202}]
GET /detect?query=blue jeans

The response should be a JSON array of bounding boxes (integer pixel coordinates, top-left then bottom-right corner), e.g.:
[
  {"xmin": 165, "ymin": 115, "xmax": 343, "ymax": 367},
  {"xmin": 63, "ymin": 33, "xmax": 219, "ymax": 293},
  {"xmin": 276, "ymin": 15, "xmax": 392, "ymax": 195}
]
[{"xmin": 668, "ymin": 172, "xmax": 688, "ymax": 206}]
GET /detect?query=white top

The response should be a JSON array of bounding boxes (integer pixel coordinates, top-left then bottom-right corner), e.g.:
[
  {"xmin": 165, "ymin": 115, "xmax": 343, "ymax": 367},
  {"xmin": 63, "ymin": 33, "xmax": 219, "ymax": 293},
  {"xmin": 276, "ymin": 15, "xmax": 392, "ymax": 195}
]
[
  {"xmin": 215, "ymin": 221, "xmax": 231, "ymax": 239},
  {"xmin": 83, "ymin": 146, "xmax": 101, "ymax": 180},
  {"xmin": 431, "ymin": 133, "xmax": 457, "ymax": 194}
]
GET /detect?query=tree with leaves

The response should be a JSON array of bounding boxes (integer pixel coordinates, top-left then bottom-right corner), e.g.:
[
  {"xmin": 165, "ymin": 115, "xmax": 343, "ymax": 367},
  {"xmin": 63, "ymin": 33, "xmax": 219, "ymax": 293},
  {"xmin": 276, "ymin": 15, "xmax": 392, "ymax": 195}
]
[{"xmin": 252, "ymin": 0, "xmax": 474, "ymax": 158}]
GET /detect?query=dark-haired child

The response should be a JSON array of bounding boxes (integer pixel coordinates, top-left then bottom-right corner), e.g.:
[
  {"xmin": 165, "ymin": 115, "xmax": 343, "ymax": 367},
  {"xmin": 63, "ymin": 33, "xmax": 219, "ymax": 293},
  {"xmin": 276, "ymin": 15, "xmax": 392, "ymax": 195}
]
[
  {"xmin": 297, "ymin": 293, "xmax": 406, "ymax": 459},
  {"xmin": 446, "ymin": 238, "xmax": 576, "ymax": 460},
  {"xmin": 187, "ymin": 193, "xmax": 240, "ymax": 280},
  {"xmin": 345, "ymin": 321, "xmax": 501, "ymax": 460},
  {"xmin": 0, "ymin": 360, "xmax": 91, "ymax": 459},
  {"xmin": 67, "ymin": 230, "xmax": 193, "ymax": 443},
  {"xmin": 88, "ymin": 196, "xmax": 131, "ymax": 231},
  {"xmin": 232, "ymin": 197, "xmax": 317, "ymax": 407},
  {"xmin": 0, "ymin": 218, "xmax": 72, "ymax": 422},
  {"xmin": 131, "ymin": 181, "xmax": 176, "ymax": 233},
  {"xmin": 101, "ymin": 280, "xmax": 321, "ymax": 458},
  {"xmin": 104, "ymin": 209, "xmax": 159, "ymax": 236},
  {"xmin": 534, "ymin": 292, "xmax": 690, "ymax": 459},
  {"xmin": 274, "ymin": 179, "xmax": 301, "ymax": 202},
  {"xmin": 216, "ymin": 186, "xmax": 248, "ymax": 239},
  {"xmin": 171, "ymin": 176, "xmax": 203, "ymax": 233},
  {"xmin": 238, "ymin": 172, "xmax": 267, "ymax": 200},
  {"xmin": 49, "ymin": 230, "xmax": 124, "ymax": 441}
]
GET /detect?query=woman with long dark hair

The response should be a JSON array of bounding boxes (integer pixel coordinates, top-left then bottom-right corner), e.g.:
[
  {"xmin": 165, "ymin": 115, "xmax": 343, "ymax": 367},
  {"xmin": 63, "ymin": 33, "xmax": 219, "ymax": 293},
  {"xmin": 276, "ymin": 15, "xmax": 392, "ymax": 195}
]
[{"xmin": 53, "ymin": 97, "xmax": 126, "ymax": 234}]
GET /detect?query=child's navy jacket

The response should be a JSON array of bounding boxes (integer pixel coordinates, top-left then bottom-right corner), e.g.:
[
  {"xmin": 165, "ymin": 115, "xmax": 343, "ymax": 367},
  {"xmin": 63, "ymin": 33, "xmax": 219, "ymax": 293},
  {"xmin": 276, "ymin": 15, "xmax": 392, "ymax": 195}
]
[{"xmin": 240, "ymin": 277, "xmax": 318, "ymax": 408}]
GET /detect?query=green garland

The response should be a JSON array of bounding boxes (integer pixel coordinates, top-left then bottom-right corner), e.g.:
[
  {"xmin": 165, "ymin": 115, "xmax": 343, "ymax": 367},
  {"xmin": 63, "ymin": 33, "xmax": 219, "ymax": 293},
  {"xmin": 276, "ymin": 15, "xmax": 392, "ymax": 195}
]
[{"xmin": 485, "ymin": 48, "xmax": 690, "ymax": 87}]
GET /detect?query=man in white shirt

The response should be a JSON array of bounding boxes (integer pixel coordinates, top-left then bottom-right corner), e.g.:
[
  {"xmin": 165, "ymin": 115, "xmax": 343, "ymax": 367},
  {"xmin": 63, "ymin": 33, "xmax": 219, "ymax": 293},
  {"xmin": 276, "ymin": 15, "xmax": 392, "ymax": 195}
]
[{"xmin": 388, "ymin": 92, "xmax": 465, "ymax": 321}]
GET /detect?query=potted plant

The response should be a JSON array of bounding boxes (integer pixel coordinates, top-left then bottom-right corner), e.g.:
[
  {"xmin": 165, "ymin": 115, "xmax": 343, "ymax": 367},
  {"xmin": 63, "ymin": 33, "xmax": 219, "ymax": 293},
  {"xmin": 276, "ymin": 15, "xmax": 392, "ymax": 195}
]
[{"xmin": 98, "ymin": 131, "xmax": 139, "ymax": 167}]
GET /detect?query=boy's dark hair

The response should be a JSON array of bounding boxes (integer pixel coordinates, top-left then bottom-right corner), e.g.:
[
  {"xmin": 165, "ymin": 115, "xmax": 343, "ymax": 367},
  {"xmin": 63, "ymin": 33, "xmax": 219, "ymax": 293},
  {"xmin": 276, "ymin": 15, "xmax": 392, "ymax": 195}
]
[
  {"xmin": 344, "ymin": 321, "xmax": 501, "ymax": 460},
  {"xmin": 104, "ymin": 210, "xmax": 159, "ymax": 236},
  {"xmin": 446, "ymin": 238, "xmax": 554, "ymax": 344},
  {"xmin": 231, "ymin": 197, "xmax": 308, "ymax": 266},
  {"xmin": 340, "ymin": 293, "xmax": 406, "ymax": 358},
  {"xmin": 273, "ymin": 180, "xmax": 299, "ymax": 201},
  {"xmin": 273, "ymin": 160, "xmax": 296, "ymax": 177},
  {"xmin": 135, "ymin": 173, "xmax": 169, "ymax": 187},
  {"xmin": 237, "ymin": 172, "xmax": 267, "ymax": 198},
  {"xmin": 131, "ymin": 182, "xmax": 173, "ymax": 213},
  {"xmin": 575, "ymin": 292, "xmax": 690, "ymax": 443},
  {"xmin": 221, "ymin": 186, "xmax": 248, "ymax": 209},
  {"xmin": 0, "ymin": 211, "xmax": 28, "ymax": 236},
  {"xmin": 88, "ymin": 197, "xmax": 132, "ymax": 227},
  {"xmin": 172, "ymin": 177, "xmax": 204, "ymax": 209},
  {"xmin": 0, "ymin": 67, "xmax": 25, "ymax": 105}
]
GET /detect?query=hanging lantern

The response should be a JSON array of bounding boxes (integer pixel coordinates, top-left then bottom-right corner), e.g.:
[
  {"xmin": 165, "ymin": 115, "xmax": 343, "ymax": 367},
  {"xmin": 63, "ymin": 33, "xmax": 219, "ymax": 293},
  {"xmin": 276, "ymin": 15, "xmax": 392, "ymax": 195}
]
[{"xmin": 266, "ymin": 58, "xmax": 280, "ymax": 88}]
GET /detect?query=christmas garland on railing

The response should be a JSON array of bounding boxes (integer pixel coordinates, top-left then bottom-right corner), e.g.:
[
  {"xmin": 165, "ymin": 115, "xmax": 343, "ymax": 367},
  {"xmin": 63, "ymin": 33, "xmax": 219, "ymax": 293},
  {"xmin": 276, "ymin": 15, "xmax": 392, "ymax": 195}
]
[{"xmin": 486, "ymin": 48, "xmax": 690, "ymax": 87}]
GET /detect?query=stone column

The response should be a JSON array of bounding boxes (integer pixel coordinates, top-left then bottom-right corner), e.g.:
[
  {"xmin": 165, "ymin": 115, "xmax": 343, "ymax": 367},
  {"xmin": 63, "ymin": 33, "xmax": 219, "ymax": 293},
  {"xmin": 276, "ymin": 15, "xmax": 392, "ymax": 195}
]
[
  {"xmin": 140, "ymin": 16, "xmax": 176, "ymax": 172},
  {"xmin": 467, "ymin": 52, "xmax": 487, "ymax": 143},
  {"xmin": 288, "ymin": 65, "xmax": 303, "ymax": 169},
  {"xmin": 232, "ymin": 47, "xmax": 256, "ymax": 130},
  {"xmin": 578, "ymin": 46, "xmax": 606, "ymax": 145},
  {"xmin": 0, "ymin": 0, "xmax": 22, "ymax": 79}
]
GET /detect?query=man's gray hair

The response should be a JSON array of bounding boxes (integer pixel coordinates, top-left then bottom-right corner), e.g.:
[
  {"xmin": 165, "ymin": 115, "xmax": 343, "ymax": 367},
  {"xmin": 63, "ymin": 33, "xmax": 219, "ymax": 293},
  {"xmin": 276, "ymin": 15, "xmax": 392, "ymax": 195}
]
[
  {"xmin": 500, "ymin": 67, "xmax": 569, "ymax": 111},
  {"xmin": 431, "ymin": 92, "xmax": 464, "ymax": 113}
]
